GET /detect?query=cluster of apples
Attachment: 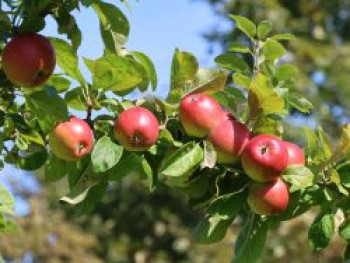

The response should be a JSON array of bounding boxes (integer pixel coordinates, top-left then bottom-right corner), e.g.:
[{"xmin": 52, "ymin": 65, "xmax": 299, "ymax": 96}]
[
  {"xmin": 49, "ymin": 106, "xmax": 160, "ymax": 161},
  {"xmin": 2, "ymin": 34, "xmax": 306, "ymax": 217},
  {"xmin": 1, "ymin": 33, "xmax": 160, "ymax": 161},
  {"xmin": 179, "ymin": 93, "xmax": 305, "ymax": 216}
]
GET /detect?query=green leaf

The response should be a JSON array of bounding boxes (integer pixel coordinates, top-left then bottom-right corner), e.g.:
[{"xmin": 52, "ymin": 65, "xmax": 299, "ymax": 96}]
[
  {"xmin": 230, "ymin": 15, "xmax": 256, "ymax": 39},
  {"xmin": 278, "ymin": 185, "xmax": 323, "ymax": 221},
  {"xmin": 84, "ymin": 54, "xmax": 146, "ymax": 92},
  {"xmin": 60, "ymin": 187, "xmax": 90, "ymax": 205},
  {"xmin": 289, "ymin": 91, "xmax": 313, "ymax": 113},
  {"xmin": 3, "ymin": 117, "xmax": 14, "ymax": 137},
  {"xmin": 337, "ymin": 161, "xmax": 350, "ymax": 188},
  {"xmin": 61, "ymin": 181, "xmax": 108, "ymax": 215},
  {"xmin": 224, "ymin": 87, "xmax": 246, "ymax": 101},
  {"xmin": 26, "ymin": 87, "xmax": 69, "ymax": 134},
  {"xmin": 207, "ymin": 191, "xmax": 247, "ymax": 220},
  {"xmin": 67, "ymin": 157, "xmax": 90, "ymax": 189},
  {"xmin": 188, "ymin": 68, "xmax": 227, "ymax": 95},
  {"xmin": 232, "ymin": 72, "xmax": 251, "ymax": 89},
  {"xmin": 16, "ymin": 149, "xmax": 48, "ymax": 171},
  {"xmin": 275, "ymin": 64, "xmax": 298, "ymax": 81},
  {"xmin": 160, "ymin": 142, "xmax": 203, "ymax": 187},
  {"xmin": 329, "ymin": 169, "xmax": 349, "ymax": 195},
  {"xmin": 263, "ymin": 39, "xmax": 286, "ymax": 61},
  {"xmin": 168, "ymin": 49, "xmax": 199, "ymax": 103},
  {"xmin": 252, "ymin": 116, "xmax": 283, "ymax": 137},
  {"xmin": 332, "ymin": 124, "xmax": 350, "ymax": 163},
  {"xmin": 215, "ymin": 52, "xmax": 249, "ymax": 72},
  {"xmin": 317, "ymin": 127, "xmax": 333, "ymax": 159},
  {"xmin": 15, "ymin": 136, "xmax": 28, "ymax": 151},
  {"xmin": 65, "ymin": 87, "xmax": 86, "ymax": 111},
  {"xmin": 154, "ymin": 98, "xmax": 179, "ymax": 116},
  {"xmin": 53, "ymin": 11, "xmax": 82, "ymax": 51},
  {"xmin": 107, "ymin": 152, "xmax": 149, "ymax": 180},
  {"xmin": 19, "ymin": 16, "xmax": 45, "ymax": 33},
  {"xmin": 201, "ymin": 140, "xmax": 217, "ymax": 169},
  {"xmin": 282, "ymin": 165, "xmax": 314, "ymax": 192},
  {"xmin": 157, "ymin": 129, "xmax": 180, "ymax": 147},
  {"xmin": 248, "ymin": 73, "xmax": 284, "ymax": 116},
  {"xmin": 271, "ymin": 33, "xmax": 294, "ymax": 41},
  {"xmin": 0, "ymin": 184, "xmax": 15, "ymax": 216},
  {"xmin": 257, "ymin": 21, "xmax": 272, "ymax": 39},
  {"xmin": 340, "ymin": 220, "xmax": 350, "ymax": 241},
  {"xmin": 131, "ymin": 51, "xmax": 158, "ymax": 91},
  {"xmin": 303, "ymin": 126, "xmax": 318, "ymax": 159},
  {"xmin": 50, "ymin": 38, "xmax": 85, "ymax": 84},
  {"xmin": 142, "ymin": 158, "xmax": 156, "ymax": 191},
  {"xmin": 92, "ymin": 1, "xmax": 130, "ymax": 51},
  {"xmin": 100, "ymin": 98, "xmax": 123, "ymax": 114},
  {"xmin": 308, "ymin": 211, "xmax": 335, "ymax": 251},
  {"xmin": 75, "ymin": 181, "xmax": 108, "ymax": 215},
  {"xmin": 46, "ymin": 75, "xmax": 71, "ymax": 93},
  {"xmin": 212, "ymin": 91, "xmax": 237, "ymax": 113},
  {"xmin": 91, "ymin": 136, "xmax": 123, "ymax": 173},
  {"xmin": 229, "ymin": 43, "xmax": 251, "ymax": 54},
  {"xmin": 45, "ymin": 154, "xmax": 70, "ymax": 182},
  {"xmin": 194, "ymin": 216, "xmax": 233, "ymax": 245},
  {"xmin": 233, "ymin": 215, "xmax": 268, "ymax": 263}
]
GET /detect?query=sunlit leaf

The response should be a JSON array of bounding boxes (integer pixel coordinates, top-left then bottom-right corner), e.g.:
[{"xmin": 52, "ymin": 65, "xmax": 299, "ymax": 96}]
[{"xmin": 230, "ymin": 15, "xmax": 256, "ymax": 39}]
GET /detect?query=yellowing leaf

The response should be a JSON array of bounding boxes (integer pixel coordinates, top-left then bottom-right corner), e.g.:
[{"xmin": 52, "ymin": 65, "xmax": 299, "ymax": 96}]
[{"xmin": 248, "ymin": 73, "xmax": 284, "ymax": 115}]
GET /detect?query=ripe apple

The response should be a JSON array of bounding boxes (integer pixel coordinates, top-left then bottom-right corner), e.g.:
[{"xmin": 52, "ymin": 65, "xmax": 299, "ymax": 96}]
[
  {"xmin": 282, "ymin": 141, "xmax": 305, "ymax": 166},
  {"xmin": 208, "ymin": 114, "xmax": 250, "ymax": 165},
  {"xmin": 179, "ymin": 93, "xmax": 224, "ymax": 138},
  {"xmin": 49, "ymin": 117, "xmax": 93, "ymax": 161},
  {"xmin": 247, "ymin": 178, "xmax": 289, "ymax": 215},
  {"xmin": 114, "ymin": 106, "xmax": 159, "ymax": 151},
  {"xmin": 241, "ymin": 134, "xmax": 288, "ymax": 182},
  {"xmin": 2, "ymin": 33, "xmax": 56, "ymax": 87}
]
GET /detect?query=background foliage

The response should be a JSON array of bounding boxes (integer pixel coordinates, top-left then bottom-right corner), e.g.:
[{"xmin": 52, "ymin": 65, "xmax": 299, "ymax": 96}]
[
  {"xmin": 0, "ymin": 0, "xmax": 350, "ymax": 262},
  {"xmin": 196, "ymin": 0, "xmax": 350, "ymax": 138}
]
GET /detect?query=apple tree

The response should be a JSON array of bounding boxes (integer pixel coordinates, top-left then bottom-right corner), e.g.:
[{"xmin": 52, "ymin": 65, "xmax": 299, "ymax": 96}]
[{"xmin": 0, "ymin": 1, "xmax": 350, "ymax": 262}]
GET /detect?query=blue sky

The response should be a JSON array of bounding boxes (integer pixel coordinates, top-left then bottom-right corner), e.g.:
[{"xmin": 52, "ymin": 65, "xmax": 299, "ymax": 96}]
[
  {"xmin": 43, "ymin": 0, "xmax": 227, "ymax": 98},
  {"xmin": 1, "ymin": 0, "xmax": 229, "ymax": 215}
]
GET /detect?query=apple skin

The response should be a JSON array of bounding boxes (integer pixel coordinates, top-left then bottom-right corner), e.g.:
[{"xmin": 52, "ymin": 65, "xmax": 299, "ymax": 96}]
[
  {"xmin": 179, "ymin": 93, "xmax": 224, "ymax": 138},
  {"xmin": 208, "ymin": 114, "xmax": 251, "ymax": 165},
  {"xmin": 241, "ymin": 134, "xmax": 288, "ymax": 182},
  {"xmin": 282, "ymin": 141, "xmax": 305, "ymax": 166},
  {"xmin": 247, "ymin": 178, "xmax": 289, "ymax": 216},
  {"xmin": 2, "ymin": 33, "xmax": 56, "ymax": 87},
  {"xmin": 49, "ymin": 117, "xmax": 94, "ymax": 161},
  {"xmin": 114, "ymin": 106, "xmax": 159, "ymax": 151}
]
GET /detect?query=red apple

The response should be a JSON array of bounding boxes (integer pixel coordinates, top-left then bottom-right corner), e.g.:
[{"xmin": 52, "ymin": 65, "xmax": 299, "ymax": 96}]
[
  {"xmin": 2, "ymin": 33, "xmax": 56, "ymax": 87},
  {"xmin": 49, "ymin": 117, "xmax": 93, "ymax": 161},
  {"xmin": 247, "ymin": 178, "xmax": 289, "ymax": 215},
  {"xmin": 179, "ymin": 93, "xmax": 224, "ymax": 138},
  {"xmin": 241, "ymin": 134, "xmax": 288, "ymax": 182},
  {"xmin": 114, "ymin": 106, "xmax": 159, "ymax": 151},
  {"xmin": 208, "ymin": 114, "xmax": 251, "ymax": 165},
  {"xmin": 282, "ymin": 141, "xmax": 305, "ymax": 166}
]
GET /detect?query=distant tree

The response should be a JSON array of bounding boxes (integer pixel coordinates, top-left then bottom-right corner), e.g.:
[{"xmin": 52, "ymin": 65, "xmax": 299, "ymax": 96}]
[{"xmin": 196, "ymin": 0, "xmax": 350, "ymax": 137}]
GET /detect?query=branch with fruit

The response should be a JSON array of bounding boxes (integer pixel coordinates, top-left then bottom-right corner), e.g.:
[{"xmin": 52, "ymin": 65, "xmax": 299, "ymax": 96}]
[{"xmin": 0, "ymin": 1, "xmax": 350, "ymax": 262}]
